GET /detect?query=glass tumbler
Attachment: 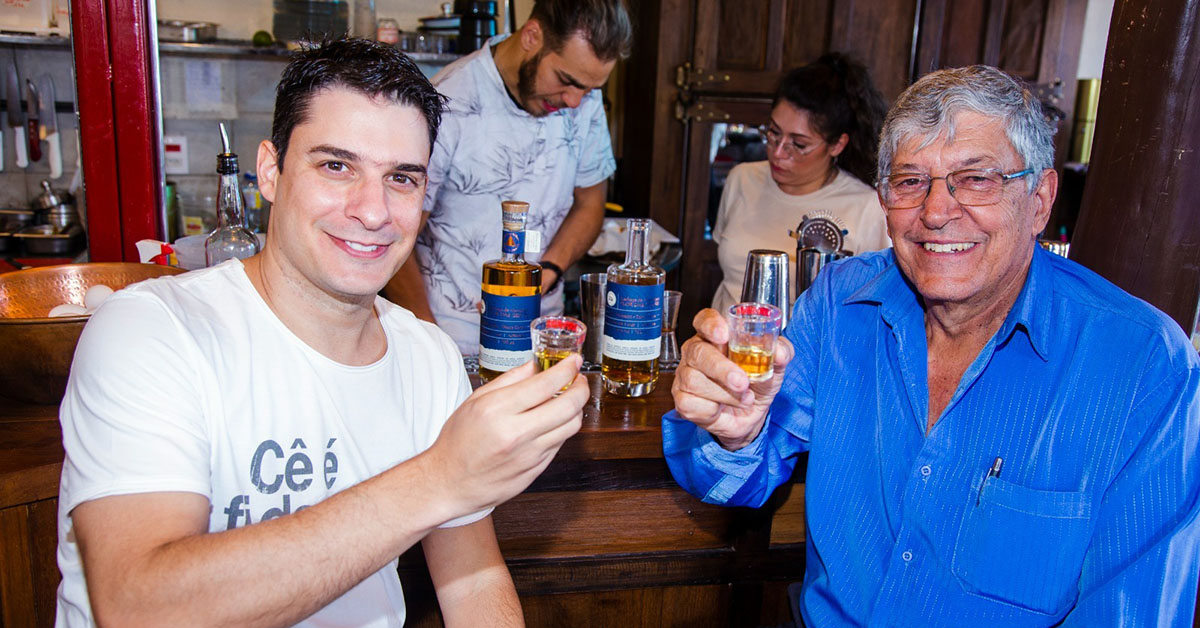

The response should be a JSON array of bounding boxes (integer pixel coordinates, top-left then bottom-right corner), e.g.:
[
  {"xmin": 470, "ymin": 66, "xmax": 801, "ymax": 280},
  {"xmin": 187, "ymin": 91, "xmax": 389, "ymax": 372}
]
[
  {"xmin": 726, "ymin": 302, "xmax": 783, "ymax": 383},
  {"xmin": 531, "ymin": 315, "xmax": 587, "ymax": 375}
]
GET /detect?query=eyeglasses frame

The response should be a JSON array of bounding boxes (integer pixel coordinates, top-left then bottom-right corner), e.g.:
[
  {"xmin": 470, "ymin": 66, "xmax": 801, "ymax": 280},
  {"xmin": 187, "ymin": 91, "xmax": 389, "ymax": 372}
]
[
  {"xmin": 758, "ymin": 123, "xmax": 825, "ymax": 159},
  {"xmin": 875, "ymin": 167, "xmax": 1038, "ymax": 210}
]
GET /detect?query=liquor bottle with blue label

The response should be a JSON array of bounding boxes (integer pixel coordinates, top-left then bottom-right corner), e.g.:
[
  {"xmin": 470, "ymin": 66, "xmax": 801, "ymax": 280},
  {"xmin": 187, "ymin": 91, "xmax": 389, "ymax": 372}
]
[
  {"xmin": 602, "ymin": 218, "xmax": 665, "ymax": 397},
  {"xmin": 478, "ymin": 200, "xmax": 542, "ymax": 382}
]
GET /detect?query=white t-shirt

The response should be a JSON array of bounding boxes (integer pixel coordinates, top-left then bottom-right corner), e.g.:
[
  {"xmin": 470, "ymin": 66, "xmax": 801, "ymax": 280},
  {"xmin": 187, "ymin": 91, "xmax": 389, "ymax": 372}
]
[
  {"xmin": 55, "ymin": 260, "xmax": 485, "ymax": 628},
  {"xmin": 711, "ymin": 161, "xmax": 891, "ymax": 313},
  {"xmin": 417, "ymin": 34, "xmax": 617, "ymax": 355}
]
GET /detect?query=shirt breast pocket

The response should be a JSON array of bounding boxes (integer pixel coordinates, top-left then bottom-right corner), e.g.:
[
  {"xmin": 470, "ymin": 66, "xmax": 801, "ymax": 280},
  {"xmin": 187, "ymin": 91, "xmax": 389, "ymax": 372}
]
[{"xmin": 951, "ymin": 476, "xmax": 1093, "ymax": 616}]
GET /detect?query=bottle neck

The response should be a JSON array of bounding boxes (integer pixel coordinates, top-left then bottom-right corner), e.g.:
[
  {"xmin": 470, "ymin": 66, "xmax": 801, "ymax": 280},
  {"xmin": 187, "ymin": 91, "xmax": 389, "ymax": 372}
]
[
  {"xmin": 217, "ymin": 172, "xmax": 247, "ymax": 229},
  {"xmin": 501, "ymin": 213, "xmax": 527, "ymax": 263},
  {"xmin": 624, "ymin": 221, "xmax": 652, "ymax": 267}
]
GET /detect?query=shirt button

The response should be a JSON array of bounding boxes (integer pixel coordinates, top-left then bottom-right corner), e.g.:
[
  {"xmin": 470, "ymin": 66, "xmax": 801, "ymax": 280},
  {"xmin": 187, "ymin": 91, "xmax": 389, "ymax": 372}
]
[
  {"xmin": 902, "ymin": 550, "xmax": 913, "ymax": 562},
  {"xmin": 920, "ymin": 465, "xmax": 932, "ymax": 477}
]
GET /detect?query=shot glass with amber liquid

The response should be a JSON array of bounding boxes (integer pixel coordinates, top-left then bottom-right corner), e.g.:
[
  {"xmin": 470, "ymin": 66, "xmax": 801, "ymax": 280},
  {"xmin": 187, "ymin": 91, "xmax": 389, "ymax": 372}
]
[
  {"xmin": 726, "ymin": 303, "xmax": 783, "ymax": 383},
  {"xmin": 531, "ymin": 316, "xmax": 587, "ymax": 389}
]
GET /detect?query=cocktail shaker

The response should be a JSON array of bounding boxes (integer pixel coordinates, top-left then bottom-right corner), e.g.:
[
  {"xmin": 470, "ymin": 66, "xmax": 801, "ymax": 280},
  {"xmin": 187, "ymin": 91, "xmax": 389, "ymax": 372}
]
[{"xmin": 797, "ymin": 248, "xmax": 848, "ymax": 295}]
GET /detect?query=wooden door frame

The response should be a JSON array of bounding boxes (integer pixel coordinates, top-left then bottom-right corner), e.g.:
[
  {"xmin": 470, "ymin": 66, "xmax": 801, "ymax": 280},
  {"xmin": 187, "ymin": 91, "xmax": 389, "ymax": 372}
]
[{"xmin": 676, "ymin": 97, "xmax": 774, "ymax": 340}]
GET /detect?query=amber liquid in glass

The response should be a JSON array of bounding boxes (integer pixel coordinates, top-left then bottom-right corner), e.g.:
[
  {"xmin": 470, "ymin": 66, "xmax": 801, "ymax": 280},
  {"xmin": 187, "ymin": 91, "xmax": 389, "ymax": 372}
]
[
  {"xmin": 728, "ymin": 343, "xmax": 773, "ymax": 382},
  {"xmin": 535, "ymin": 346, "xmax": 574, "ymax": 372}
]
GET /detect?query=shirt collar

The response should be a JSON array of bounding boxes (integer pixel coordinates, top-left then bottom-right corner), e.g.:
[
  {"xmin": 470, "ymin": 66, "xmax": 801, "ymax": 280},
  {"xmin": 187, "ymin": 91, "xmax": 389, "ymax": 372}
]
[
  {"xmin": 479, "ymin": 34, "xmax": 534, "ymax": 119},
  {"xmin": 843, "ymin": 250, "xmax": 923, "ymax": 328},
  {"xmin": 844, "ymin": 247, "xmax": 1054, "ymax": 362},
  {"xmin": 998, "ymin": 246, "xmax": 1053, "ymax": 362}
]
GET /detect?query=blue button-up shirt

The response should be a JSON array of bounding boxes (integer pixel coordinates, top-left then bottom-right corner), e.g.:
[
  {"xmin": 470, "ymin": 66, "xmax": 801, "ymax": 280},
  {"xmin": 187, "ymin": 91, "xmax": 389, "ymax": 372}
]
[{"xmin": 663, "ymin": 248, "xmax": 1200, "ymax": 627}]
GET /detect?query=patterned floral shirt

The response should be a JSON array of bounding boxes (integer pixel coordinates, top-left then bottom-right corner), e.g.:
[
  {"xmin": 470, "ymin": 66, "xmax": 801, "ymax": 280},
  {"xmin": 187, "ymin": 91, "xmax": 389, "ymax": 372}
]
[{"xmin": 417, "ymin": 35, "xmax": 617, "ymax": 354}]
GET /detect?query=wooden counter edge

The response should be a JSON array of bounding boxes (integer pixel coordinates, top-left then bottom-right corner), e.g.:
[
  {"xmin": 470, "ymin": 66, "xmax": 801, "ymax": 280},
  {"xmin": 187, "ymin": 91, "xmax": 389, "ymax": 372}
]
[{"xmin": 0, "ymin": 461, "xmax": 62, "ymax": 509}]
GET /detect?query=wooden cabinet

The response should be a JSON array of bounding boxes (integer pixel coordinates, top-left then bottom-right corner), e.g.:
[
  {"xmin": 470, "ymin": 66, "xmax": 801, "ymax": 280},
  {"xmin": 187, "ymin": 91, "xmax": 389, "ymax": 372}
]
[
  {"xmin": 0, "ymin": 402, "xmax": 63, "ymax": 628},
  {"xmin": 684, "ymin": 0, "xmax": 919, "ymax": 100},
  {"xmin": 0, "ymin": 497, "xmax": 59, "ymax": 628},
  {"xmin": 623, "ymin": 0, "xmax": 1088, "ymax": 337}
]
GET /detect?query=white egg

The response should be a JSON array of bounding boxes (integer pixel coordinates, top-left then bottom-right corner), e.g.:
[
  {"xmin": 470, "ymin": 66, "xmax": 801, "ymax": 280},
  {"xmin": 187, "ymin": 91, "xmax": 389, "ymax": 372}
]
[
  {"xmin": 84, "ymin": 285, "xmax": 115, "ymax": 311},
  {"xmin": 48, "ymin": 303, "xmax": 88, "ymax": 318}
]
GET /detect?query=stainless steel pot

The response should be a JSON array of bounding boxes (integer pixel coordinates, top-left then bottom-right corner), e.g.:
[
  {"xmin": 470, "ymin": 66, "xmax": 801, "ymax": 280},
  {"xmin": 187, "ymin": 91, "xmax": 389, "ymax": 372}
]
[
  {"xmin": 0, "ymin": 208, "xmax": 35, "ymax": 232},
  {"xmin": 31, "ymin": 180, "xmax": 77, "ymax": 233},
  {"xmin": 14, "ymin": 224, "xmax": 83, "ymax": 256}
]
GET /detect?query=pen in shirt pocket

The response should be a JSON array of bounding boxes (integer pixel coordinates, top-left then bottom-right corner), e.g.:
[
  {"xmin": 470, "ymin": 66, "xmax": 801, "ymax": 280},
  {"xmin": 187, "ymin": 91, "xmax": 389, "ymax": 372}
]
[{"xmin": 976, "ymin": 456, "xmax": 1003, "ymax": 506}]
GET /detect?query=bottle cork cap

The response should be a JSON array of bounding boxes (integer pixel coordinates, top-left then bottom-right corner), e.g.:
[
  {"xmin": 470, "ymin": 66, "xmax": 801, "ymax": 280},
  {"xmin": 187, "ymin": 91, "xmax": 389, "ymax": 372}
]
[{"xmin": 501, "ymin": 200, "xmax": 530, "ymax": 213}]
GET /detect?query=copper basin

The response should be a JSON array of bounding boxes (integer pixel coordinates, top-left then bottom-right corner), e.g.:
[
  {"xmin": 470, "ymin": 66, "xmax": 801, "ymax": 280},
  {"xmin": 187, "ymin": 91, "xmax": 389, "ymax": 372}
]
[{"xmin": 0, "ymin": 263, "xmax": 186, "ymax": 405}]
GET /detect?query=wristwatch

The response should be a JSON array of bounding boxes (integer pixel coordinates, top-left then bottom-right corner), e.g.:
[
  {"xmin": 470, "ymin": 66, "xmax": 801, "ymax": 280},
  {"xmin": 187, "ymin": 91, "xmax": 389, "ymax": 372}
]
[{"xmin": 541, "ymin": 260, "xmax": 564, "ymax": 292}]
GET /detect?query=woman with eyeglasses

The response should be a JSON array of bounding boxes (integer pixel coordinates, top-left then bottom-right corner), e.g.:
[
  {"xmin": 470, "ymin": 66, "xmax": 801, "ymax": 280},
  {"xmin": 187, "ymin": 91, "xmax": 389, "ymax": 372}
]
[{"xmin": 711, "ymin": 53, "xmax": 892, "ymax": 313}]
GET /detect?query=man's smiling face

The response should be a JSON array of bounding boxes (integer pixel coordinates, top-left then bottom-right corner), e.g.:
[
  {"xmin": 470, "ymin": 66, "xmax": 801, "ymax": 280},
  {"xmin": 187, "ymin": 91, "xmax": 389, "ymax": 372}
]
[
  {"xmin": 884, "ymin": 111, "xmax": 1054, "ymax": 311},
  {"xmin": 258, "ymin": 85, "xmax": 431, "ymax": 304}
]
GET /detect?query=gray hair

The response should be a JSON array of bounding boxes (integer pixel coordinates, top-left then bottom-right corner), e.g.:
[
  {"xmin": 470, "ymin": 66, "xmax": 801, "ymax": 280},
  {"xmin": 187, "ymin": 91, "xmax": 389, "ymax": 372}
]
[{"xmin": 877, "ymin": 65, "xmax": 1056, "ymax": 191}]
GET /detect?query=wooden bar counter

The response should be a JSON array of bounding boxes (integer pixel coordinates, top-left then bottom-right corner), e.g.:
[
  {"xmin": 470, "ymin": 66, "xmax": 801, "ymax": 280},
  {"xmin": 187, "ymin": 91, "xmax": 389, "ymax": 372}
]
[{"xmin": 0, "ymin": 372, "xmax": 807, "ymax": 628}]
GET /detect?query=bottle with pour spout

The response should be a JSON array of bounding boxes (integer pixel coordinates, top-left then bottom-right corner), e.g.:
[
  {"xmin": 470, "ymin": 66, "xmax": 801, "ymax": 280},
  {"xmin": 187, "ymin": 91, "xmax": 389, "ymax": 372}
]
[{"xmin": 206, "ymin": 123, "xmax": 262, "ymax": 267}]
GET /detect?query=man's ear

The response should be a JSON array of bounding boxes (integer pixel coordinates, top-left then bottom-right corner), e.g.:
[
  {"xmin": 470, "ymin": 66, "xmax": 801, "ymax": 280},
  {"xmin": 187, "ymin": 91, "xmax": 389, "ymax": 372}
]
[
  {"xmin": 519, "ymin": 18, "xmax": 544, "ymax": 54},
  {"xmin": 257, "ymin": 140, "xmax": 280, "ymax": 204},
  {"xmin": 1031, "ymin": 168, "xmax": 1058, "ymax": 236}
]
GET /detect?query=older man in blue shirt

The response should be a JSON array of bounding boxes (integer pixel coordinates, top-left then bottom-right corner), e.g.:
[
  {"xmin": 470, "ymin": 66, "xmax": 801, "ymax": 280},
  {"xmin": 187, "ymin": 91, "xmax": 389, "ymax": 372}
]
[{"xmin": 663, "ymin": 65, "xmax": 1200, "ymax": 627}]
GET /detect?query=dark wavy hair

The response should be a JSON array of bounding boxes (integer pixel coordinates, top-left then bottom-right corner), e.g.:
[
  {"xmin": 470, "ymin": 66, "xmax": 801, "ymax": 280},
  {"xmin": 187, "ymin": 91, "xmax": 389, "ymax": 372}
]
[
  {"xmin": 270, "ymin": 37, "xmax": 448, "ymax": 170},
  {"xmin": 530, "ymin": 0, "xmax": 633, "ymax": 62},
  {"xmin": 773, "ymin": 53, "xmax": 888, "ymax": 185}
]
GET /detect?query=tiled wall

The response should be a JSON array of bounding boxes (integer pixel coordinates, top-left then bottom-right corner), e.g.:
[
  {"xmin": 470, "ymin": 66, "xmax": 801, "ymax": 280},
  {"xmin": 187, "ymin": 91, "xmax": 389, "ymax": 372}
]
[
  {"xmin": 160, "ymin": 53, "xmax": 288, "ymax": 232},
  {"xmin": 160, "ymin": 52, "xmax": 452, "ymax": 237},
  {"xmin": 0, "ymin": 43, "xmax": 79, "ymax": 209}
]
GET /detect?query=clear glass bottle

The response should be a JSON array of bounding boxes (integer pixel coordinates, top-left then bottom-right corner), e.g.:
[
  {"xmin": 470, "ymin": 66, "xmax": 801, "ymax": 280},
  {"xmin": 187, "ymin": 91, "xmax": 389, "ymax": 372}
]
[
  {"xmin": 478, "ymin": 200, "xmax": 542, "ymax": 382},
  {"xmin": 206, "ymin": 124, "xmax": 261, "ymax": 266},
  {"xmin": 602, "ymin": 218, "xmax": 665, "ymax": 397}
]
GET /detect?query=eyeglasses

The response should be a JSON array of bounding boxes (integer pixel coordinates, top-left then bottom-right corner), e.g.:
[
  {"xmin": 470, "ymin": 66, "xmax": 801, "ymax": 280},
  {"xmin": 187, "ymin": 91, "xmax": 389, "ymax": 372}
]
[
  {"xmin": 758, "ymin": 124, "xmax": 823, "ymax": 159},
  {"xmin": 876, "ymin": 168, "xmax": 1036, "ymax": 209}
]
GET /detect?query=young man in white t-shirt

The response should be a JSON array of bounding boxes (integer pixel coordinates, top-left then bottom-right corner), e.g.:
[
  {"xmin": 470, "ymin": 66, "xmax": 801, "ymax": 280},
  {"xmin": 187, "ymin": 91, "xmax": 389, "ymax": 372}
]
[{"xmin": 56, "ymin": 38, "xmax": 587, "ymax": 628}]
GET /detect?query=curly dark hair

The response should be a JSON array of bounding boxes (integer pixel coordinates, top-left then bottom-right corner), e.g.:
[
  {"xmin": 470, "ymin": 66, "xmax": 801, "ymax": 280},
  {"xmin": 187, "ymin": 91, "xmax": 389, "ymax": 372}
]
[
  {"xmin": 774, "ymin": 53, "xmax": 888, "ymax": 185},
  {"xmin": 270, "ymin": 37, "xmax": 448, "ymax": 171}
]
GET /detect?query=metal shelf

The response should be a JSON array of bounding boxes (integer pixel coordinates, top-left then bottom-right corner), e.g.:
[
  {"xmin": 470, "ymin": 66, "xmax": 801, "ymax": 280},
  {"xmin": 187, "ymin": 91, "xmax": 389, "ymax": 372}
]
[
  {"xmin": 158, "ymin": 40, "xmax": 294, "ymax": 57},
  {"xmin": 158, "ymin": 40, "xmax": 459, "ymax": 63},
  {"xmin": 0, "ymin": 33, "xmax": 70, "ymax": 48},
  {"xmin": 0, "ymin": 33, "xmax": 460, "ymax": 64}
]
